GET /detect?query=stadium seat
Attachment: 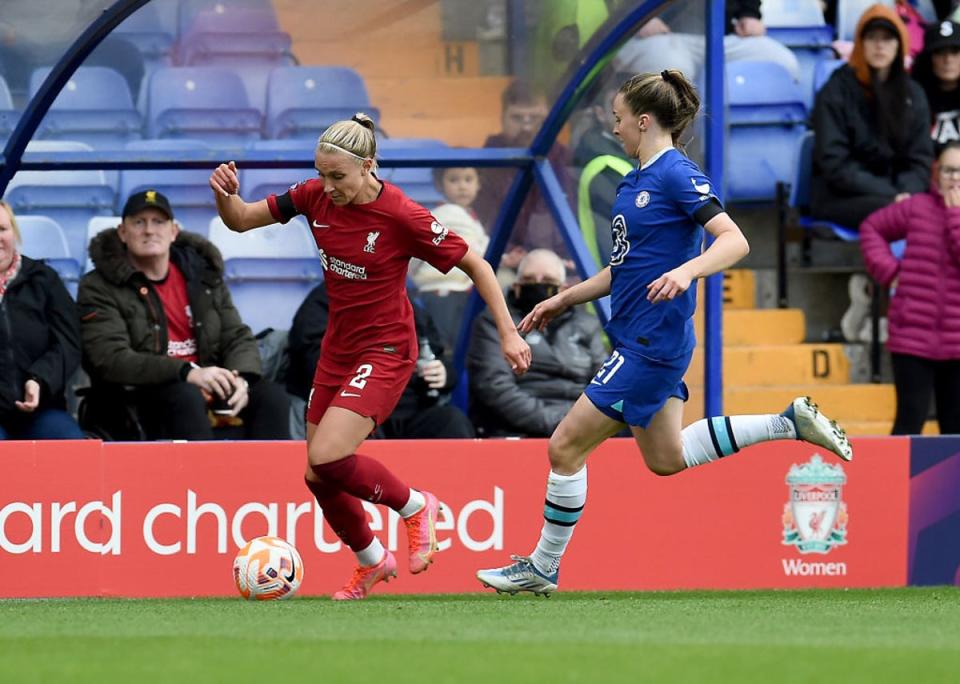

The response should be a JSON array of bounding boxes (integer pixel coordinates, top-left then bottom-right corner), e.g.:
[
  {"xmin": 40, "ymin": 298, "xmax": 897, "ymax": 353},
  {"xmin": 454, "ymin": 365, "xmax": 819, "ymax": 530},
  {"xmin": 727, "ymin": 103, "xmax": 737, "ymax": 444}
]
[
  {"xmin": 16, "ymin": 215, "xmax": 81, "ymax": 298},
  {"xmin": 762, "ymin": 0, "xmax": 835, "ymax": 110},
  {"xmin": 726, "ymin": 61, "xmax": 808, "ymax": 203},
  {"xmin": 178, "ymin": 0, "xmax": 280, "ymax": 36},
  {"xmin": 208, "ymin": 215, "xmax": 316, "ymax": 260},
  {"xmin": 118, "ymin": 139, "xmax": 219, "ymax": 235},
  {"xmin": 145, "ymin": 67, "xmax": 262, "ymax": 141},
  {"xmin": 786, "ymin": 131, "xmax": 859, "ymax": 242},
  {"xmin": 209, "ymin": 216, "xmax": 323, "ymax": 332},
  {"xmin": 377, "ymin": 138, "xmax": 448, "ymax": 206},
  {"xmin": 114, "ymin": 1, "xmax": 176, "ymax": 73},
  {"xmin": 836, "ymin": 0, "xmax": 894, "ymax": 42},
  {"xmin": 29, "ymin": 67, "xmax": 142, "ymax": 148},
  {"xmin": 84, "ymin": 216, "xmax": 122, "ymax": 272},
  {"xmin": 0, "ymin": 75, "xmax": 16, "ymax": 143},
  {"xmin": 265, "ymin": 66, "xmax": 380, "ymax": 140},
  {"xmin": 813, "ymin": 59, "xmax": 845, "ymax": 97},
  {"xmin": 242, "ymin": 139, "xmax": 314, "ymax": 199},
  {"xmin": 5, "ymin": 141, "xmax": 116, "ymax": 263},
  {"xmin": 176, "ymin": 7, "xmax": 294, "ymax": 110}
]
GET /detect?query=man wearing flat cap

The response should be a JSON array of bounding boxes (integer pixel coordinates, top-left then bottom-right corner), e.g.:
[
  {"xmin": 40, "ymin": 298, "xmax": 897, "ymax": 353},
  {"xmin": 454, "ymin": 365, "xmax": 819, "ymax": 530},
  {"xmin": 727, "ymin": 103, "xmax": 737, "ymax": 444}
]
[{"xmin": 77, "ymin": 189, "xmax": 290, "ymax": 440}]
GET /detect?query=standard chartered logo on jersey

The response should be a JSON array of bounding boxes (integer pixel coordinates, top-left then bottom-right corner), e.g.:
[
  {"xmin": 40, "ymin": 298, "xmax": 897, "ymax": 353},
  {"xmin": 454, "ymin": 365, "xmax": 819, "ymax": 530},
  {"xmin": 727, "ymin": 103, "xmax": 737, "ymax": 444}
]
[
  {"xmin": 781, "ymin": 454, "xmax": 849, "ymax": 577},
  {"xmin": 317, "ymin": 248, "xmax": 367, "ymax": 280}
]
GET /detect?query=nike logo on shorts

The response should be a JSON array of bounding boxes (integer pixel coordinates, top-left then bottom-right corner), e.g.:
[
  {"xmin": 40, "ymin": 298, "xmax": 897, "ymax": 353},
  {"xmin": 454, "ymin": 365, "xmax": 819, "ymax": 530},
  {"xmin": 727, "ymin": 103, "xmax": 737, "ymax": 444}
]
[
  {"xmin": 340, "ymin": 390, "xmax": 361, "ymax": 398},
  {"xmin": 313, "ymin": 220, "xmax": 330, "ymax": 228}
]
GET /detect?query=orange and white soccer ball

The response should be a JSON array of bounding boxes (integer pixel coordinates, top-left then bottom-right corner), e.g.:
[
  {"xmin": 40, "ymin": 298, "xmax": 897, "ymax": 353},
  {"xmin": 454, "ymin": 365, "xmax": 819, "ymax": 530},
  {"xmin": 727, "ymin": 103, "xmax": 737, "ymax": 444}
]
[{"xmin": 233, "ymin": 536, "xmax": 304, "ymax": 600}]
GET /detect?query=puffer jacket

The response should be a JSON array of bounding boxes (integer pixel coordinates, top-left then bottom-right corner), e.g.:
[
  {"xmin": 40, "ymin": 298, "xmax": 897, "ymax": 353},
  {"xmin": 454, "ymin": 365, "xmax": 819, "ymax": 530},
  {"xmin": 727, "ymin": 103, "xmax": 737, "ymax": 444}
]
[
  {"xmin": 0, "ymin": 256, "xmax": 81, "ymax": 420},
  {"xmin": 467, "ymin": 291, "xmax": 607, "ymax": 437},
  {"xmin": 860, "ymin": 188, "xmax": 960, "ymax": 360},
  {"xmin": 78, "ymin": 229, "xmax": 261, "ymax": 386}
]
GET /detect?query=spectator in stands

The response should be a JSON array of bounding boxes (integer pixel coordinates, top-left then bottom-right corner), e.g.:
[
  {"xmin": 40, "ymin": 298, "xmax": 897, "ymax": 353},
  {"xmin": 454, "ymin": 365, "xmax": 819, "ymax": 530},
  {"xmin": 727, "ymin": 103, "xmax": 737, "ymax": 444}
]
[
  {"xmin": 467, "ymin": 248, "xmax": 606, "ymax": 437},
  {"xmin": 860, "ymin": 141, "xmax": 960, "ymax": 435},
  {"xmin": 410, "ymin": 203, "xmax": 489, "ymax": 348},
  {"xmin": 78, "ymin": 190, "xmax": 290, "ymax": 440},
  {"xmin": 286, "ymin": 282, "xmax": 474, "ymax": 440},
  {"xmin": 0, "ymin": 200, "xmax": 85, "ymax": 439},
  {"xmin": 614, "ymin": 1, "xmax": 800, "ymax": 84},
  {"xmin": 811, "ymin": 4, "xmax": 933, "ymax": 230},
  {"xmin": 572, "ymin": 77, "xmax": 633, "ymax": 265},
  {"xmin": 409, "ymin": 169, "xmax": 490, "ymax": 347},
  {"xmin": 912, "ymin": 20, "xmax": 960, "ymax": 151},
  {"xmin": 473, "ymin": 79, "xmax": 574, "ymax": 277}
]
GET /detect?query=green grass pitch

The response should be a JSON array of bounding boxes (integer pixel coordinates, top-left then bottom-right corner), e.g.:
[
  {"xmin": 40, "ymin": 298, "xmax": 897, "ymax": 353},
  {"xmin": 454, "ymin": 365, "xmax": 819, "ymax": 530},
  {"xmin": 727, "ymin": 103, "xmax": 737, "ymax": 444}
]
[{"xmin": 2, "ymin": 588, "xmax": 959, "ymax": 683}]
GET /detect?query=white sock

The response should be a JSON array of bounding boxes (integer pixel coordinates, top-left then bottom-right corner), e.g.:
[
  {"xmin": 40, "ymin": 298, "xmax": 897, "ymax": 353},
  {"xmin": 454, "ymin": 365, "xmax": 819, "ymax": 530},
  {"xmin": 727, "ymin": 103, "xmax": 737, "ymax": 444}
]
[
  {"xmin": 398, "ymin": 489, "xmax": 426, "ymax": 518},
  {"xmin": 531, "ymin": 467, "xmax": 587, "ymax": 575},
  {"xmin": 355, "ymin": 537, "xmax": 385, "ymax": 567},
  {"xmin": 682, "ymin": 414, "xmax": 798, "ymax": 468}
]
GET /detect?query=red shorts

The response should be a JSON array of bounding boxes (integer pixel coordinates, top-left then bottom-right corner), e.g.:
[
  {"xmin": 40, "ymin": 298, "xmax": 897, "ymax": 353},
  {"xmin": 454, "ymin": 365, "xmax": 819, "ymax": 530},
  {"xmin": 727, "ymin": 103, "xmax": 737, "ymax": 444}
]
[{"xmin": 305, "ymin": 350, "xmax": 415, "ymax": 427}]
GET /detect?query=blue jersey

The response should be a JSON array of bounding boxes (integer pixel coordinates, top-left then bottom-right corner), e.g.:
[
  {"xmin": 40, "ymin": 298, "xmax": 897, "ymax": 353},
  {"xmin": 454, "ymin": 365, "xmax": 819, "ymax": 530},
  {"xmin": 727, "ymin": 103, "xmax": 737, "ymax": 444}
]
[{"xmin": 606, "ymin": 147, "xmax": 723, "ymax": 361}]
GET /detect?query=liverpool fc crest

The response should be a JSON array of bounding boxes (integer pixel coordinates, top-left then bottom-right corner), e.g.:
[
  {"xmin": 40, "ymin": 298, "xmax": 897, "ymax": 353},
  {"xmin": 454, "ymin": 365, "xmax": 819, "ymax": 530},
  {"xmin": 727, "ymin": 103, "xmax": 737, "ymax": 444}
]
[{"xmin": 782, "ymin": 454, "xmax": 848, "ymax": 554}]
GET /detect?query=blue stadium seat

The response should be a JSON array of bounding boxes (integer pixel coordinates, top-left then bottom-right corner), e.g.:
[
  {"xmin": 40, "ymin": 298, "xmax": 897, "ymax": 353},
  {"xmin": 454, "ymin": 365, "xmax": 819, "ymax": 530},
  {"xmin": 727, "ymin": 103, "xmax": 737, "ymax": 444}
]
[
  {"xmin": 209, "ymin": 216, "xmax": 323, "ymax": 332},
  {"xmin": 788, "ymin": 131, "xmax": 858, "ymax": 241},
  {"xmin": 118, "ymin": 139, "xmax": 219, "ymax": 234},
  {"xmin": 378, "ymin": 138, "xmax": 448, "ymax": 207},
  {"xmin": 242, "ymin": 139, "xmax": 314, "ymax": 199},
  {"xmin": 813, "ymin": 58, "xmax": 845, "ymax": 97},
  {"xmin": 178, "ymin": 0, "xmax": 280, "ymax": 36},
  {"xmin": 146, "ymin": 67, "xmax": 262, "ymax": 141},
  {"xmin": 265, "ymin": 66, "xmax": 380, "ymax": 140},
  {"xmin": 763, "ymin": 0, "xmax": 835, "ymax": 110},
  {"xmin": 114, "ymin": 1, "xmax": 176, "ymax": 73},
  {"xmin": 726, "ymin": 61, "xmax": 808, "ymax": 203},
  {"xmin": 29, "ymin": 67, "xmax": 142, "ymax": 148},
  {"xmin": 0, "ymin": 75, "xmax": 16, "ymax": 143},
  {"xmin": 5, "ymin": 142, "xmax": 116, "ymax": 263},
  {"xmin": 16, "ymin": 215, "xmax": 81, "ymax": 297},
  {"xmin": 177, "ymin": 7, "xmax": 294, "ymax": 110}
]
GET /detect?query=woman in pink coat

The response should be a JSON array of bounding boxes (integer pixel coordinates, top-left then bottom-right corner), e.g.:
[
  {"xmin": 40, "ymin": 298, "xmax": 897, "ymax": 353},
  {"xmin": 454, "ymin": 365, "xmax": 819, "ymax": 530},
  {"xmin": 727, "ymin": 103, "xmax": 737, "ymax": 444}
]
[{"xmin": 861, "ymin": 142, "xmax": 960, "ymax": 435}]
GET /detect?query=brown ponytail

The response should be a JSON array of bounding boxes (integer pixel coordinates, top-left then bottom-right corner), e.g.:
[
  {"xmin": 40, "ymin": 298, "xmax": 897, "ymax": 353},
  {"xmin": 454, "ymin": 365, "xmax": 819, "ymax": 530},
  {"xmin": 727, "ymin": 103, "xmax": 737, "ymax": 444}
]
[{"xmin": 619, "ymin": 69, "xmax": 701, "ymax": 145}]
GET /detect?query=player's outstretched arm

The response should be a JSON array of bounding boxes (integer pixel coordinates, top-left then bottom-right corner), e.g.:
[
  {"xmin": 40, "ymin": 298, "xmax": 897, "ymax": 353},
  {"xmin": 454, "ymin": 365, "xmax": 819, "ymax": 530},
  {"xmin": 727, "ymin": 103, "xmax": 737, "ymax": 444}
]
[
  {"xmin": 210, "ymin": 161, "xmax": 276, "ymax": 233},
  {"xmin": 518, "ymin": 266, "xmax": 611, "ymax": 333},
  {"xmin": 457, "ymin": 249, "xmax": 531, "ymax": 375},
  {"xmin": 647, "ymin": 213, "xmax": 750, "ymax": 303}
]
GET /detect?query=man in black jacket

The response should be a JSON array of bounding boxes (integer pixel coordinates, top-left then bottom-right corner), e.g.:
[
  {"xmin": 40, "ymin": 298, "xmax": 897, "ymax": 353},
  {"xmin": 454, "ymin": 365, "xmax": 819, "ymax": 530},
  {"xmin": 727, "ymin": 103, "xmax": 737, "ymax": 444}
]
[
  {"xmin": 467, "ymin": 249, "xmax": 607, "ymax": 437},
  {"xmin": 78, "ymin": 190, "xmax": 289, "ymax": 440}
]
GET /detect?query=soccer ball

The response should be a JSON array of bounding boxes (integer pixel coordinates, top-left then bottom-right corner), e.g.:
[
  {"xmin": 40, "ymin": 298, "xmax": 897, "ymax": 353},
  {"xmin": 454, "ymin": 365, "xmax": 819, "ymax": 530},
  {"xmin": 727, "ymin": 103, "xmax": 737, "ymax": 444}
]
[{"xmin": 233, "ymin": 536, "xmax": 304, "ymax": 600}]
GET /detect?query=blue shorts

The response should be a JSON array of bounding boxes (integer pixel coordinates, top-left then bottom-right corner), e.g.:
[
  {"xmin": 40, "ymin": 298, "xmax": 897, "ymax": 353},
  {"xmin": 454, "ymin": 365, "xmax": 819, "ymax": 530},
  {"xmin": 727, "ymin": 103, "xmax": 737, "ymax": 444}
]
[{"xmin": 584, "ymin": 345, "xmax": 691, "ymax": 428}]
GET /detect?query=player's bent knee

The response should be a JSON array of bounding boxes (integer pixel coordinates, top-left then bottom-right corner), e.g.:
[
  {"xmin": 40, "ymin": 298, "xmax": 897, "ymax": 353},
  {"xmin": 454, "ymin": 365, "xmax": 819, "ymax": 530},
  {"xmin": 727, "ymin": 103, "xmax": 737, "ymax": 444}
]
[
  {"xmin": 306, "ymin": 441, "xmax": 353, "ymax": 467},
  {"xmin": 643, "ymin": 446, "xmax": 685, "ymax": 476},
  {"xmin": 547, "ymin": 432, "xmax": 582, "ymax": 474}
]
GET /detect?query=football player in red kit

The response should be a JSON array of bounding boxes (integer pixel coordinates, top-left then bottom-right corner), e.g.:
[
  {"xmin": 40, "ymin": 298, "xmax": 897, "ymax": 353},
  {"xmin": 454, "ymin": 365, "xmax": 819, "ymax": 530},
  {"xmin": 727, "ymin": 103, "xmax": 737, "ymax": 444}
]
[{"xmin": 210, "ymin": 113, "xmax": 531, "ymax": 599}]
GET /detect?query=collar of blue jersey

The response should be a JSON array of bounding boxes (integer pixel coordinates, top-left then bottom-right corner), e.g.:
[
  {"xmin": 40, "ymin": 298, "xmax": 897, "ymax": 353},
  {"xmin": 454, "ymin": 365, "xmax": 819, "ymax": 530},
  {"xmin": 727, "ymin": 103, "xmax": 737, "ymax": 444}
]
[{"xmin": 639, "ymin": 145, "xmax": 674, "ymax": 171}]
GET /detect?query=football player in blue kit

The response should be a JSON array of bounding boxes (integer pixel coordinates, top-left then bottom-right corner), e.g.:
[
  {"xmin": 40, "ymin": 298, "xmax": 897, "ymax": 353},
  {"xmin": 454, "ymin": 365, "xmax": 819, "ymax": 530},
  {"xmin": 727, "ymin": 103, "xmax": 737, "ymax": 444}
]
[{"xmin": 476, "ymin": 70, "xmax": 853, "ymax": 596}]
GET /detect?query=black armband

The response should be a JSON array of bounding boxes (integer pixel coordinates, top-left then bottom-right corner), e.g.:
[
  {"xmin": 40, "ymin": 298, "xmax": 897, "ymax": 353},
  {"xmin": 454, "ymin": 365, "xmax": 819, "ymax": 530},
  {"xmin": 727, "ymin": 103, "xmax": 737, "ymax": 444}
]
[
  {"xmin": 693, "ymin": 197, "xmax": 724, "ymax": 226},
  {"xmin": 275, "ymin": 191, "xmax": 297, "ymax": 223}
]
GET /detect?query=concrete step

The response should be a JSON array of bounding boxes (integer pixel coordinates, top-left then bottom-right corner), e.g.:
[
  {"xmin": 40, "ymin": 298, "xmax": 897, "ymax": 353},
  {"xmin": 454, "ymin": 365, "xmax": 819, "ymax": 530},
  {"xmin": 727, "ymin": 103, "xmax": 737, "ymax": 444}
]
[
  {"xmin": 684, "ymin": 384, "xmax": 896, "ymax": 424},
  {"xmin": 694, "ymin": 308, "xmax": 806, "ymax": 346},
  {"xmin": 686, "ymin": 344, "xmax": 849, "ymax": 388}
]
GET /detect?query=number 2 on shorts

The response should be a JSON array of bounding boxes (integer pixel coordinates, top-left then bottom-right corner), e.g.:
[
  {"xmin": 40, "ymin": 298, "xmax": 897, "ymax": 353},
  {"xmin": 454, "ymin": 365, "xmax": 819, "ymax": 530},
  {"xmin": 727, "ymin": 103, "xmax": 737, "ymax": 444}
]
[{"xmin": 349, "ymin": 363, "xmax": 374, "ymax": 389}]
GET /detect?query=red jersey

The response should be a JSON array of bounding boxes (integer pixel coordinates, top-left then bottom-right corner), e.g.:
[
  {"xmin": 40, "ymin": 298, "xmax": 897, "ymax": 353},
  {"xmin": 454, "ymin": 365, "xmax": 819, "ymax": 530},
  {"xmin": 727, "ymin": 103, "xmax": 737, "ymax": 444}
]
[
  {"xmin": 153, "ymin": 261, "xmax": 198, "ymax": 362},
  {"xmin": 267, "ymin": 179, "xmax": 468, "ymax": 370}
]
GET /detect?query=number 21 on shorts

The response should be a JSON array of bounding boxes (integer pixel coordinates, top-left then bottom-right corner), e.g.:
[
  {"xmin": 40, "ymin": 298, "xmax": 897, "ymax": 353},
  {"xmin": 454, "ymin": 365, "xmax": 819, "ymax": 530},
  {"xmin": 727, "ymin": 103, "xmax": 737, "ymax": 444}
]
[{"xmin": 594, "ymin": 350, "xmax": 625, "ymax": 385}]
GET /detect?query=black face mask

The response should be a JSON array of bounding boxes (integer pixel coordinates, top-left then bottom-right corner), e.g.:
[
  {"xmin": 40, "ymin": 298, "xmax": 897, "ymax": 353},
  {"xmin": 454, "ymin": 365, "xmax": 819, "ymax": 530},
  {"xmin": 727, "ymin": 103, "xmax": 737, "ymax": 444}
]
[{"xmin": 514, "ymin": 283, "xmax": 559, "ymax": 315}]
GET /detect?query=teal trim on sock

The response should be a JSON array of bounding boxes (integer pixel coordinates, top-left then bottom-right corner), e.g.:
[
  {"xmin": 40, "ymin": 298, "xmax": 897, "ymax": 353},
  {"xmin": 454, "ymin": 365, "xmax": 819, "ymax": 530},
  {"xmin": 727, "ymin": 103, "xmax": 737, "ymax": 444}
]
[
  {"xmin": 710, "ymin": 416, "xmax": 736, "ymax": 456},
  {"xmin": 543, "ymin": 505, "xmax": 581, "ymax": 524}
]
